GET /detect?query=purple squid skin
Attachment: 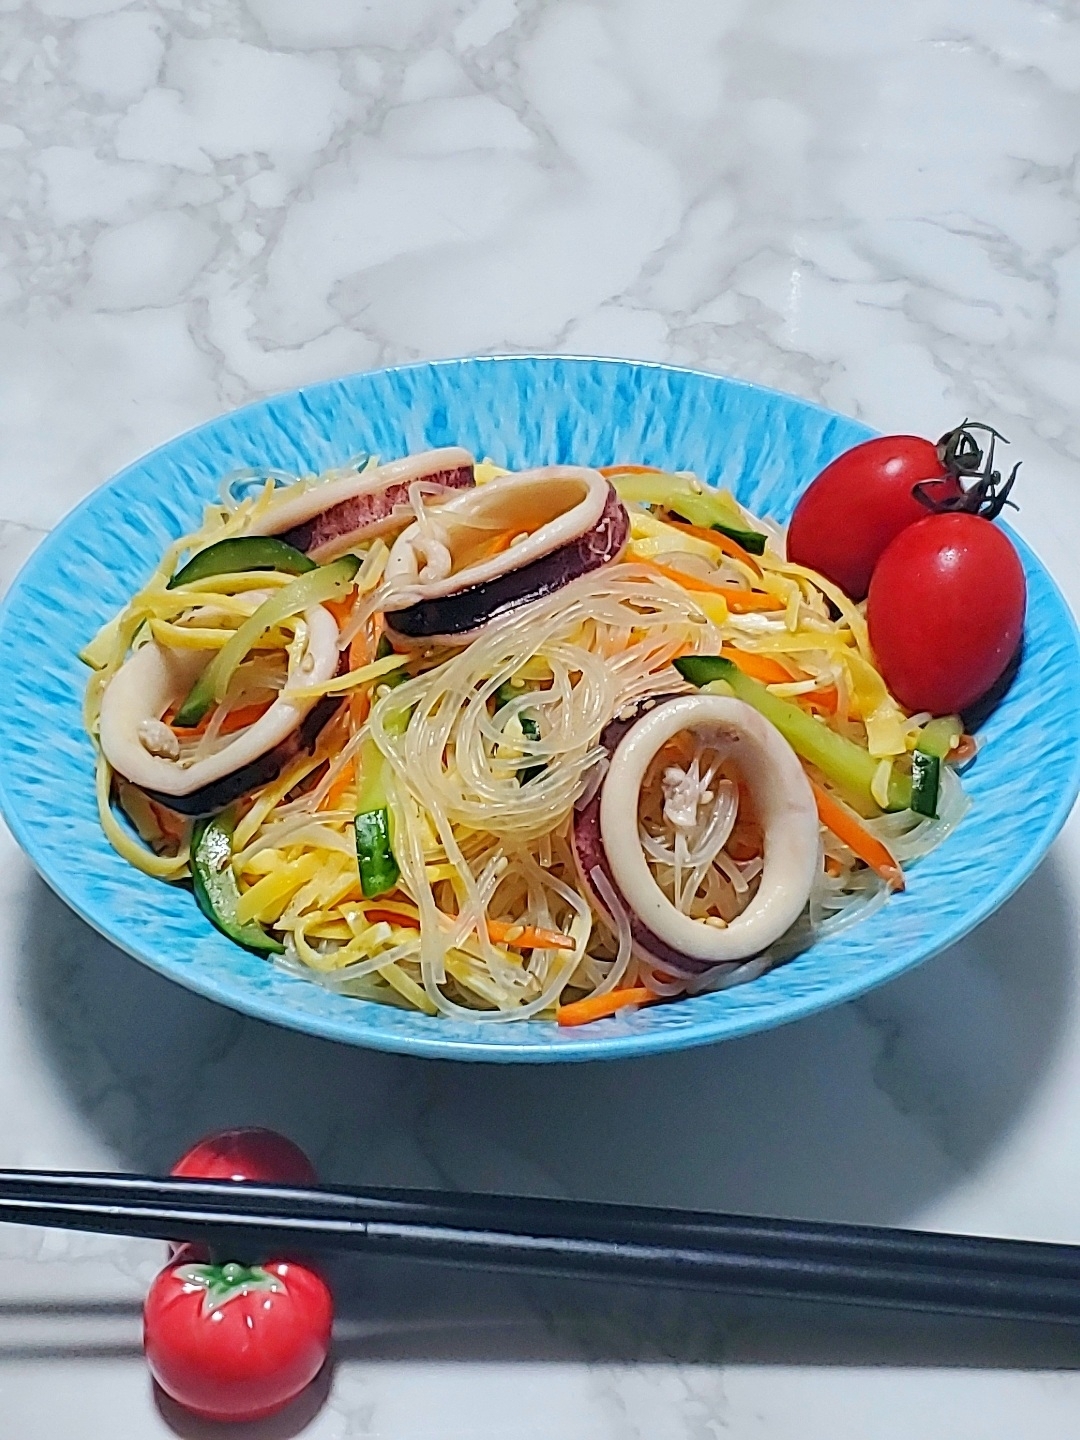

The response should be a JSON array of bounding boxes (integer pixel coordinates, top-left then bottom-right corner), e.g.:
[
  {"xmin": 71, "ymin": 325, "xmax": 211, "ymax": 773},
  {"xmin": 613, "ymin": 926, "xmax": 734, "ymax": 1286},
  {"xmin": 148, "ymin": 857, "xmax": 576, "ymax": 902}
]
[
  {"xmin": 143, "ymin": 696, "xmax": 343, "ymax": 818},
  {"xmin": 571, "ymin": 694, "xmax": 723, "ymax": 976},
  {"xmin": 572, "ymin": 782, "xmax": 718, "ymax": 977},
  {"xmin": 142, "ymin": 625, "xmax": 357, "ymax": 818},
  {"xmin": 385, "ymin": 484, "xmax": 630, "ymax": 642},
  {"xmin": 279, "ymin": 465, "xmax": 474, "ymax": 554}
]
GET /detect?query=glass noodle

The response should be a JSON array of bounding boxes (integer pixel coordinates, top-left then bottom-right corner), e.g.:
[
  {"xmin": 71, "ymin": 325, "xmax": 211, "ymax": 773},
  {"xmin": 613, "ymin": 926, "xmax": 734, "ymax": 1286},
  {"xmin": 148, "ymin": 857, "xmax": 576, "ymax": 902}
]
[{"xmin": 81, "ymin": 451, "xmax": 972, "ymax": 1022}]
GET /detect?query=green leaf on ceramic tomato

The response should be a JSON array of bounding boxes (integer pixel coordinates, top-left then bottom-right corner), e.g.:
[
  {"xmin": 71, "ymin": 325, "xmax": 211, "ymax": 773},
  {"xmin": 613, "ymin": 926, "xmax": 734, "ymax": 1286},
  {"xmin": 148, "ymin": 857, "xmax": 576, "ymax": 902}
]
[{"xmin": 175, "ymin": 1262, "xmax": 286, "ymax": 1315}]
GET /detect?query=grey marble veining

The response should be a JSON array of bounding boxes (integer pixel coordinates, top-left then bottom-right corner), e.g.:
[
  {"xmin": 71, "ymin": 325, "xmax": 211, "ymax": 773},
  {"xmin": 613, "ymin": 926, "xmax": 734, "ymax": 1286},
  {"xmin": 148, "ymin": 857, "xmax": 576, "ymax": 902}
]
[{"xmin": 2, "ymin": 0, "xmax": 1080, "ymax": 1435}]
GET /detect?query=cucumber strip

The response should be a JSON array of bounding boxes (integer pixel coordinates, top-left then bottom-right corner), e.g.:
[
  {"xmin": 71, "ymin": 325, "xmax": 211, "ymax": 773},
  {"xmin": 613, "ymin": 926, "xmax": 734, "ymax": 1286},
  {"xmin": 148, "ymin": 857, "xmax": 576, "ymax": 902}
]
[
  {"xmin": 376, "ymin": 666, "xmax": 411, "ymax": 693},
  {"xmin": 695, "ymin": 516, "xmax": 767, "ymax": 555},
  {"xmin": 354, "ymin": 703, "xmax": 411, "ymax": 898},
  {"xmin": 518, "ymin": 713, "xmax": 545, "ymax": 786},
  {"xmin": 354, "ymin": 808, "xmax": 400, "ymax": 898},
  {"xmin": 191, "ymin": 813, "xmax": 284, "ymax": 953},
  {"xmin": 494, "ymin": 680, "xmax": 522, "ymax": 709},
  {"xmin": 675, "ymin": 655, "xmax": 911, "ymax": 812},
  {"xmin": 356, "ymin": 734, "xmax": 390, "ymax": 813},
  {"xmin": 916, "ymin": 716, "xmax": 962, "ymax": 760},
  {"xmin": 909, "ymin": 716, "xmax": 957, "ymax": 818},
  {"xmin": 610, "ymin": 472, "xmax": 768, "ymax": 554},
  {"xmin": 493, "ymin": 684, "xmax": 544, "ymax": 782},
  {"xmin": 174, "ymin": 555, "xmax": 360, "ymax": 727},
  {"xmin": 910, "ymin": 749, "xmax": 940, "ymax": 819},
  {"xmin": 168, "ymin": 536, "xmax": 316, "ymax": 589}
]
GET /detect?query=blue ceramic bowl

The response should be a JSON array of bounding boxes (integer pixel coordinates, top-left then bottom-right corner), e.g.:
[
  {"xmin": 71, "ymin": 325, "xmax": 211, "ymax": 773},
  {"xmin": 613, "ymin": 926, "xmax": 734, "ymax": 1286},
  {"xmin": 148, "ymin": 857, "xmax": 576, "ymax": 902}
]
[{"xmin": 1, "ymin": 357, "xmax": 1077, "ymax": 1061}]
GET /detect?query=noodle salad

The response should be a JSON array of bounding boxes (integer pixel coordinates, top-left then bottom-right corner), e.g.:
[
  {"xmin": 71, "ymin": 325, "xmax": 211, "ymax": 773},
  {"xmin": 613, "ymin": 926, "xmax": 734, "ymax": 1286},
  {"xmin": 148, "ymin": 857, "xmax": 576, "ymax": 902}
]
[{"xmin": 81, "ymin": 446, "xmax": 979, "ymax": 1026}]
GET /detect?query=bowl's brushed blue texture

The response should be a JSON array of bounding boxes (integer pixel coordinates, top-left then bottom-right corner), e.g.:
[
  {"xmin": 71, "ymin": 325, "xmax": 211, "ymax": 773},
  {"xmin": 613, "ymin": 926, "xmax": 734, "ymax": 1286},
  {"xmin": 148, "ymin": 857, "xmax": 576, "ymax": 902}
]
[{"xmin": 1, "ymin": 357, "xmax": 1077, "ymax": 1061}]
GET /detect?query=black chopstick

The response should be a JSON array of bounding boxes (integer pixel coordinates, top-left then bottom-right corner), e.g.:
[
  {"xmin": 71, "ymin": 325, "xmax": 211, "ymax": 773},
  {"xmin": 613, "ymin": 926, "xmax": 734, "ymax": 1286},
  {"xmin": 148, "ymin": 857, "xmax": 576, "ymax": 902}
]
[{"xmin": 0, "ymin": 1169, "xmax": 1077, "ymax": 1325}]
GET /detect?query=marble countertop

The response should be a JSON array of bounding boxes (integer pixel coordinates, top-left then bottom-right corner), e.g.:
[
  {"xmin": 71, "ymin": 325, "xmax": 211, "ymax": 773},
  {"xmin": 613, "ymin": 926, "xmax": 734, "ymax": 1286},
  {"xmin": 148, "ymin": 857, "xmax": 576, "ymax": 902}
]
[{"xmin": 4, "ymin": 0, "xmax": 1080, "ymax": 1434}]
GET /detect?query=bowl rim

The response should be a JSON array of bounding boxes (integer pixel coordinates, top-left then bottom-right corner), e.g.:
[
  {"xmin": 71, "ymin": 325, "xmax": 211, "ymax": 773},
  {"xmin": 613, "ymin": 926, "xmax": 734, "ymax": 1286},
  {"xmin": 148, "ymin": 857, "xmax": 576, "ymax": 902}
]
[{"xmin": 3, "ymin": 354, "xmax": 1079, "ymax": 1062}]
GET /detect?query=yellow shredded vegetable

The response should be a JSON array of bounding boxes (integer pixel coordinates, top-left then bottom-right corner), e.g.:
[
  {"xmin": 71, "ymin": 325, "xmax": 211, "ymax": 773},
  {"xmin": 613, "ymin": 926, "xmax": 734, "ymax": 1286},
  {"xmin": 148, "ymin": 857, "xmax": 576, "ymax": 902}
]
[{"xmin": 83, "ymin": 447, "xmax": 968, "ymax": 1025}]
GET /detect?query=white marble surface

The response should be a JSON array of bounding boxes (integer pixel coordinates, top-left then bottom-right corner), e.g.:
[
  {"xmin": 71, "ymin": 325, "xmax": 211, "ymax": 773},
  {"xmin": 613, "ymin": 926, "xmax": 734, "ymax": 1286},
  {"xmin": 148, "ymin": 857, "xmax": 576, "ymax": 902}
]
[{"xmin": 3, "ymin": 0, "xmax": 1080, "ymax": 1433}]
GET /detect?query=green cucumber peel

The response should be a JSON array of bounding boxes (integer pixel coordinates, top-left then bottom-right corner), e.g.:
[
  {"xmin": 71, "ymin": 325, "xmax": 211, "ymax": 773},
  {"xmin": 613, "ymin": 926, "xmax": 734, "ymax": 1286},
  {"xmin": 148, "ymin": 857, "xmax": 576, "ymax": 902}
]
[
  {"xmin": 909, "ymin": 715, "xmax": 960, "ymax": 818},
  {"xmin": 494, "ymin": 680, "xmax": 522, "ymax": 709},
  {"xmin": 356, "ymin": 734, "xmax": 389, "ymax": 814},
  {"xmin": 675, "ymin": 655, "xmax": 911, "ymax": 813},
  {"xmin": 355, "ymin": 808, "xmax": 400, "ymax": 898},
  {"xmin": 910, "ymin": 749, "xmax": 940, "ymax": 819},
  {"xmin": 174, "ymin": 555, "xmax": 360, "ymax": 727},
  {"xmin": 492, "ymin": 683, "xmax": 543, "ymax": 781},
  {"xmin": 167, "ymin": 536, "xmax": 316, "ymax": 589},
  {"xmin": 517, "ymin": 713, "xmax": 544, "ymax": 785},
  {"xmin": 355, "ymin": 704, "xmax": 411, "ymax": 813},
  {"xmin": 191, "ymin": 812, "xmax": 284, "ymax": 953},
  {"xmin": 610, "ymin": 471, "xmax": 768, "ymax": 554},
  {"xmin": 353, "ymin": 704, "xmax": 411, "ymax": 897},
  {"xmin": 916, "ymin": 716, "xmax": 962, "ymax": 760}
]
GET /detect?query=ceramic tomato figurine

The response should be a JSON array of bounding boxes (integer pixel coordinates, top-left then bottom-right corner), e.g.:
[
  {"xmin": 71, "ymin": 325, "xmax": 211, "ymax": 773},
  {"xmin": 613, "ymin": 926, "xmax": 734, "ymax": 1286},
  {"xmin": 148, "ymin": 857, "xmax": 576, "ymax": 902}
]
[
  {"xmin": 170, "ymin": 1127, "xmax": 318, "ymax": 1186},
  {"xmin": 165, "ymin": 1127, "xmax": 320, "ymax": 1262},
  {"xmin": 145, "ymin": 1255, "xmax": 333, "ymax": 1422},
  {"xmin": 144, "ymin": 1127, "xmax": 332, "ymax": 1423}
]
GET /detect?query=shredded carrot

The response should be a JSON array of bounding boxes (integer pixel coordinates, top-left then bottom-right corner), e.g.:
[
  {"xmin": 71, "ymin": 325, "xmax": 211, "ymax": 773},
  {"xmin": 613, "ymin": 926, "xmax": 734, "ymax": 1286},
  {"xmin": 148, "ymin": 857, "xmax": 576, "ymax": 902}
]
[
  {"xmin": 220, "ymin": 703, "xmax": 275, "ymax": 734},
  {"xmin": 348, "ymin": 615, "xmax": 381, "ymax": 733},
  {"xmin": 475, "ymin": 531, "xmax": 515, "ymax": 562},
  {"xmin": 323, "ymin": 591, "xmax": 356, "ymax": 628},
  {"xmin": 556, "ymin": 986, "xmax": 655, "ymax": 1027},
  {"xmin": 824, "ymin": 854, "xmax": 844, "ymax": 878},
  {"xmin": 349, "ymin": 618, "xmax": 378, "ymax": 673},
  {"xmin": 661, "ymin": 517, "xmax": 762, "ymax": 575},
  {"xmin": 720, "ymin": 645, "xmax": 794, "ymax": 686},
  {"xmin": 306, "ymin": 616, "xmax": 384, "ymax": 813},
  {"xmin": 639, "ymin": 560, "xmax": 785, "ymax": 612},
  {"xmin": 363, "ymin": 907, "xmax": 420, "ymax": 929},
  {"xmin": 344, "ymin": 684, "xmax": 371, "ymax": 801},
  {"xmin": 706, "ymin": 586, "xmax": 785, "ymax": 614},
  {"xmin": 356, "ymin": 909, "xmax": 575, "ymax": 953},
  {"xmin": 810, "ymin": 778, "xmax": 904, "ymax": 891},
  {"xmin": 350, "ymin": 686, "xmax": 372, "ymax": 731},
  {"xmin": 599, "ymin": 465, "xmax": 667, "ymax": 477},
  {"xmin": 802, "ymin": 686, "xmax": 839, "ymax": 717},
  {"xmin": 952, "ymin": 734, "xmax": 978, "ymax": 764},
  {"xmin": 486, "ymin": 920, "xmax": 576, "ymax": 952},
  {"xmin": 168, "ymin": 700, "xmax": 273, "ymax": 738},
  {"xmin": 719, "ymin": 648, "xmax": 837, "ymax": 713},
  {"xmin": 320, "ymin": 759, "xmax": 355, "ymax": 812}
]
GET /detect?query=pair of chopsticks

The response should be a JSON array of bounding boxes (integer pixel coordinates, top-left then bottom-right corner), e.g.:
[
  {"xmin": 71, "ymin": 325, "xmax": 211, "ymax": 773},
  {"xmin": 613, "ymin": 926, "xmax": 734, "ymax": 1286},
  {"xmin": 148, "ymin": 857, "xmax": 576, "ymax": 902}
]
[{"xmin": 0, "ymin": 1169, "xmax": 1077, "ymax": 1325}]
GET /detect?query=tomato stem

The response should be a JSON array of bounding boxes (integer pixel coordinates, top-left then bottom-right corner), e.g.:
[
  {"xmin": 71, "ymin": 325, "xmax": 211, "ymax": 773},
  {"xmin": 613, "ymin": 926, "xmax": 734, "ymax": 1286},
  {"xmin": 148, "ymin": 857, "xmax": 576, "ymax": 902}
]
[{"xmin": 917, "ymin": 420, "xmax": 1020, "ymax": 520}]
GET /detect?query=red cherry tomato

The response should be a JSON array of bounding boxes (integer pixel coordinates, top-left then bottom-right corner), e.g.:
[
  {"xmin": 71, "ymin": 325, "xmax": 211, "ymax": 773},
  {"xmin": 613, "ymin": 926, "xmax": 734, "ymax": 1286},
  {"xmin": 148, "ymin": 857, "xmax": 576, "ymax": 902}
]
[
  {"xmin": 144, "ymin": 1257, "xmax": 333, "ymax": 1423},
  {"xmin": 867, "ymin": 512, "xmax": 1026, "ymax": 716},
  {"xmin": 171, "ymin": 1128, "xmax": 317, "ymax": 1186},
  {"xmin": 788, "ymin": 435, "xmax": 962, "ymax": 599}
]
